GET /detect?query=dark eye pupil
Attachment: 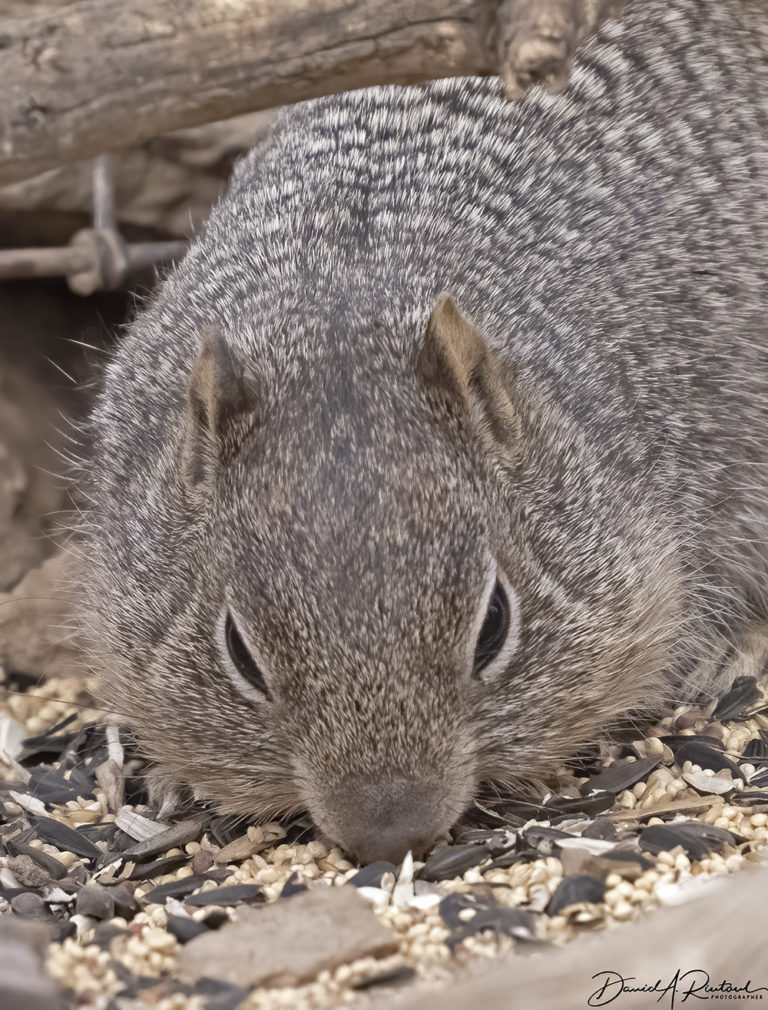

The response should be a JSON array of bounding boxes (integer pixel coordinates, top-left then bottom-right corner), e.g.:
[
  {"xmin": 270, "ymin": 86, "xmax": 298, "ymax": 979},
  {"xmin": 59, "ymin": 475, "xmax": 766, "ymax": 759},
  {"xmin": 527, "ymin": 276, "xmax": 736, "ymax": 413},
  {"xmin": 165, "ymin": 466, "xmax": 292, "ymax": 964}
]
[
  {"xmin": 225, "ymin": 613, "xmax": 269, "ymax": 696},
  {"xmin": 473, "ymin": 581, "xmax": 510, "ymax": 674}
]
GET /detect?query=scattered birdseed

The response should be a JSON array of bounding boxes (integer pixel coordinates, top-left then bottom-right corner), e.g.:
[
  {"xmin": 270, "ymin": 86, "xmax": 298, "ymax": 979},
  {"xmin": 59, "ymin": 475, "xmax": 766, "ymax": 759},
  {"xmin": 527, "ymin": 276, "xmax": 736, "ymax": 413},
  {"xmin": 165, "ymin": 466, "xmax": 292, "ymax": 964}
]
[{"xmin": 4, "ymin": 667, "xmax": 768, "ymax": 1007}]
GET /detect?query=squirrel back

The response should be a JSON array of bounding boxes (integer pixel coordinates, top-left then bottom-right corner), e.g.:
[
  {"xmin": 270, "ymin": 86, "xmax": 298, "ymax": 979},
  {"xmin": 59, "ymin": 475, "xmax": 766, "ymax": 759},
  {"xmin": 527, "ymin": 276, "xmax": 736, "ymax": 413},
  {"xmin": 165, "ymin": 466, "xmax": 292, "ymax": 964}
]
[{"xmin": 86, "ymin": 0, "xmax": 768, "ymax": 861}]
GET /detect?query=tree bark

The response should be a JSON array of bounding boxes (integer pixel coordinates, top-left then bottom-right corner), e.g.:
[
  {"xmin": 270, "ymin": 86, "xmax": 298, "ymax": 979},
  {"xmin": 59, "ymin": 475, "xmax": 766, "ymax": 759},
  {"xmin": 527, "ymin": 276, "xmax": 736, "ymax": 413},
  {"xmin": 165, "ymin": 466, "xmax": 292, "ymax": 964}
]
[{"xmin": 0, "ymin": 0, "xmax": 624, "ymax": 187}]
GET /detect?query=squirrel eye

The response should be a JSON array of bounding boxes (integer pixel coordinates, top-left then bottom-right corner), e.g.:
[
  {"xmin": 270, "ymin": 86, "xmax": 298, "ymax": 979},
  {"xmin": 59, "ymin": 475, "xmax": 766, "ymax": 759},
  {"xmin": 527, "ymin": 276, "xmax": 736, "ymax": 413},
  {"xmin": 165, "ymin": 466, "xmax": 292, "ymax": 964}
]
[
  {"xmin": 473, "ymin": 580, "xmax": 510, "ymax": 675},
  {"xmin": 224, "ymin": 612, "xmax": 269, "ymax": 697}
]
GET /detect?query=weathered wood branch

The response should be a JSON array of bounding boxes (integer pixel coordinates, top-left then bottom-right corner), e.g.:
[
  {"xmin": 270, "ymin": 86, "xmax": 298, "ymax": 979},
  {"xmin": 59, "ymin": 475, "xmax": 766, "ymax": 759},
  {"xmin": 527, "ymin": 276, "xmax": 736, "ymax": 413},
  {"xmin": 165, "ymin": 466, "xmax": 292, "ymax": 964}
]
[{"xmin": 0, "ymin": 0, "xmax": 624, "ymax": 187}]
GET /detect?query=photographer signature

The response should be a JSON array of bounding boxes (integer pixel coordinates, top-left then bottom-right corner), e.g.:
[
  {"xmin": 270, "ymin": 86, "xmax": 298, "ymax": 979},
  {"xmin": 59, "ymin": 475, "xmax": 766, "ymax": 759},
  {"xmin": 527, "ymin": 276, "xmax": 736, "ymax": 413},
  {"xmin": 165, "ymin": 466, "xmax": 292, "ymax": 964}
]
[{"xmin": 588, "ymin": 970, "xmax": 768, "ymax": 1008}]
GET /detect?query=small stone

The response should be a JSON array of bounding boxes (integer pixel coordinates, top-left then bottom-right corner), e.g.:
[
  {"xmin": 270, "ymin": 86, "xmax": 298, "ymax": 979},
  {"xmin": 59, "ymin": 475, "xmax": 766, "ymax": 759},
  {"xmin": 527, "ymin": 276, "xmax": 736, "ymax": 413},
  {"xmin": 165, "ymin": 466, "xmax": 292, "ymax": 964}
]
[
  {"xmin": 191, "ymin": 848, "xmax": 215, "ymax": 875},
  {"xmin": 178, "ymin": 884, "xmax": 397, "ymax": 987},
  {"xmin": 7, "ymin": 855, "xmax": 52, "ymax": 890},
  {"xmin": 0, "ymin": 916, "xmax": 62, "ymax": 1009},
  {"xmin": 10, "ymin": 892, "xmax": 48, "ymax": 919},
  {"xmin": 75, "ymin": 884, "xmax": 116, "ymax": 921}
]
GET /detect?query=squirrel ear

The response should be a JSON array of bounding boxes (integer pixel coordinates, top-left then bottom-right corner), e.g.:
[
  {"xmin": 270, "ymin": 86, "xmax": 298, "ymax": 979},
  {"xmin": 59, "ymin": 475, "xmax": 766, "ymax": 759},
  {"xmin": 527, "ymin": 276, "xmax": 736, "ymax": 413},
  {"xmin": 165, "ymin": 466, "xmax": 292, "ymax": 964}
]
[
  {"xmin": 417, "ymin": 294, "xmax": 519, "ymax": 464},
  {"xmin": 183, "ymin": 327, "xmax": 260, "ymax": 482}
]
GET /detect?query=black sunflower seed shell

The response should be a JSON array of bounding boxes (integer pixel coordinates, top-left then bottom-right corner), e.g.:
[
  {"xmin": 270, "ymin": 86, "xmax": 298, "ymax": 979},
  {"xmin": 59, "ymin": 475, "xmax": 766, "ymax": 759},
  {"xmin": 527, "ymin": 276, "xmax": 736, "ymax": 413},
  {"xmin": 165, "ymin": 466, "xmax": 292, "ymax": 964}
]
[
  {"xmin": 4, "ymin": 836, "xmax": 69, "ymax": 879},
  {"xmin": 110, "ymin": 884, "xmax": 142, "ymax": 919},
  {"xmin": 279, "ymin": 872, "xmax": 308, "ymax": 898},
  {"xmin": 448, "ymin": 905, "xmax": 534, "ymax": 948},
  {"xmin": 667, "ymin": 821, "xmax": 736, "ymax": 847},
  {"xmin": 128, "ymin": 853, "xmax": 190, "ymax": 881},
  {"xmin": 92, "ymin": 922, "xmax": 130, "ymax": 949},
  {"xmin": 207, "ymin": 815, "xmax": 247, "ymax": 848},
  {"xmin": 29, "ymin": 814, "xmax": 102, "ymax": 861},
  {"xmin": 19, "ymin": 733, "xmax": 79, "ymax": 765},
  {"xmin": 166, "ymin": 914, "xmax": 211, "ymax": 943},
  {"xmin": 120, "ymin": 817, "xmax": 207, "ymax": 862},
  {"xmin": 580, "ymin": 755, "xmax": 661, "ymax": 796},
  {"xmin": 547, "ymin": 793, "xmax": 616, "ymax": 817},
  {"xmin": 565, "ymin": 746, "xmax": 604, "ymax": 776},
  {"xmin": 661, "ymin": 734, "xmax": 726, "ymax": 751},
  {"xmin": 184, "ymin": 883, "xmax": 263, "ymax": 907},
  {"xmin": 742, "ymin": 731, "xmax": 768, "ymax": 763},
  {"xmin": 420, "ymin": 843, "xmax": 492, "ymax": 881},
  {"xmin": 143, "ymin": 875, "xmax": 209, "ymax": 904},
  {"xmin": 68, "ymin": 766, "xmax": 99, "ymax": 794},
  {"xmin": 348, "ymin": 861, "xmax": 397, "ymax": 888},
  {"xmin": 487, "ymin": 849, "xmax": 536, "ymax": 870},
  {"xmin": 23, "ymin": 713, "xmax": 79, "ymax": 744},
  {"xmin": 27, "ymin": 768, "xmax": 93, "ymax": 806},
  {"xmin": 450, "ymin": 828, "xmax": 514, "ymax": 853},
  {"xmin": 439, "ymin": 893, "xmax": 488, "ymax": 929},
  {"xmin": 675, "ymin": 741, "xmax": 746, "ymax": 780},
  {"xmin": 352, "ymin": 965, "xmax": 417, "ymax": 990},
  {"xmin": 638, "ymin": 822, "xmax": 732, "ymax": 860},
  {"xmin": 191, "ymin": 977, "xmax": 250, "ymax": 1010},
  {"xmin": 581, "ymin": 818, "xmax": 619, "ymax": 840},
  {"xmin": 546, "ymin": 874, "xmax": 606, "ymax": 915},
  {"xmin": 712, "ymin": 676, "xmax": 762, "ymax": 722},
  {"xmin": 730, "ymin": 788, "xmax": 768, "ymax": 805},
  {"xmin": 600, "ymin": 848, "xmax": 655, "ymax": 870},
  {"xmin": 747, "ymin": 768, "xmax": 768, "ymax": 788}
]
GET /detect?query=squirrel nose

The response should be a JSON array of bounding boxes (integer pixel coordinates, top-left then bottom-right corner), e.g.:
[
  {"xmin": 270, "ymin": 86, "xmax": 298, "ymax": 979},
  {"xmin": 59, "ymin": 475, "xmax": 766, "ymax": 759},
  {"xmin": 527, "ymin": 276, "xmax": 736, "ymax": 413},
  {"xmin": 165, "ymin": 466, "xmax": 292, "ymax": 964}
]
[{"xmin": 316, "ymin": 777, "xmax": 447, "ymax": 865}]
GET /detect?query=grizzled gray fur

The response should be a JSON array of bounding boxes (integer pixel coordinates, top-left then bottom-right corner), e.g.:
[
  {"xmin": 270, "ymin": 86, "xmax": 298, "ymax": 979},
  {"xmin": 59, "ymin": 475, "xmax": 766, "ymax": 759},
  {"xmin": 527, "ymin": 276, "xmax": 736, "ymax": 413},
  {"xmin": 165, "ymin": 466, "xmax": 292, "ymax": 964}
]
[{"xmin": 84, "ymin": 0, "xmax": 768, "ymax": 862}]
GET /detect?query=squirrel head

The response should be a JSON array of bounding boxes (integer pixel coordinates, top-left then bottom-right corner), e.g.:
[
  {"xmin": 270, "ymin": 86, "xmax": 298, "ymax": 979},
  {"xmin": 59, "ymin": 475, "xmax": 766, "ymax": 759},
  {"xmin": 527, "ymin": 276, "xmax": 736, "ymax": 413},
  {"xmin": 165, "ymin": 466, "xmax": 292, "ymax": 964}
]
[{"xmin": 88, "ymin": 294, "xmax": 682, "ymax": 863}]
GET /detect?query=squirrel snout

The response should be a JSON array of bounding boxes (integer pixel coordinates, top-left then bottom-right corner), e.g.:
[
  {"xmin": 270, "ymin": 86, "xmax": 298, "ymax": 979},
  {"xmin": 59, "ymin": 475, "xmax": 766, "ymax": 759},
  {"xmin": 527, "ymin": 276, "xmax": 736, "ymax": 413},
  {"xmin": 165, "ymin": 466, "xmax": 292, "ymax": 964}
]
[{"xmin": 313, "ymin": 777, "xmax": 453, "ymax": 865}]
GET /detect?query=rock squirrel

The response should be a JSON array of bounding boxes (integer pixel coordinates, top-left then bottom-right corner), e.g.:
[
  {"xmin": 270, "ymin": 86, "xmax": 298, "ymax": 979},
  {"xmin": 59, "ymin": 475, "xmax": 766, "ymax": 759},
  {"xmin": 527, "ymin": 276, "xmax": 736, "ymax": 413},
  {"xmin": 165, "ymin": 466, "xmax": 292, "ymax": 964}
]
[{"xmin": 83, "ymin": 0, "xmax": 768, "ymax": 863}]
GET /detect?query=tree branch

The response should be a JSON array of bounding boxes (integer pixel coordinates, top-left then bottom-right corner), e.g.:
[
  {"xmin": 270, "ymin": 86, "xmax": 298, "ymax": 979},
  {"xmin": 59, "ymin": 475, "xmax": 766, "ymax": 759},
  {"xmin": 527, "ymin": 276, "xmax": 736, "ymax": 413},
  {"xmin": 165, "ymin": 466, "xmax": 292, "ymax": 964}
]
[{"xmin": 0, "ymin": 0, "xmax": 625, "ymax": 187}]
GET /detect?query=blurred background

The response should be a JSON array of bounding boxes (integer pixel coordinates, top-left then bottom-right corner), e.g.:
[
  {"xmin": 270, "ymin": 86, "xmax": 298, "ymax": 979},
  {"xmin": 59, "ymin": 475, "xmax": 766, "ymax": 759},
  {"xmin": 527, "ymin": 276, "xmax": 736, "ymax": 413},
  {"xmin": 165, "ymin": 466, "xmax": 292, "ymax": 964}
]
[{"xmin": 0, "ymin": 0, "xmax": 276, "ymax": 594}]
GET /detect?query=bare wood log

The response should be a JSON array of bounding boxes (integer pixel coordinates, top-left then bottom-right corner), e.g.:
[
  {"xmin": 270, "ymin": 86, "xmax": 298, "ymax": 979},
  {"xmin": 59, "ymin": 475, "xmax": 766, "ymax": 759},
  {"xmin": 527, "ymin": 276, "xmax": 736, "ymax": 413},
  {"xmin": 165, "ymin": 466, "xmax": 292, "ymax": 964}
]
[{"xmin": 0, "ymin": 0, "xmax": 624, "ymax": 187}]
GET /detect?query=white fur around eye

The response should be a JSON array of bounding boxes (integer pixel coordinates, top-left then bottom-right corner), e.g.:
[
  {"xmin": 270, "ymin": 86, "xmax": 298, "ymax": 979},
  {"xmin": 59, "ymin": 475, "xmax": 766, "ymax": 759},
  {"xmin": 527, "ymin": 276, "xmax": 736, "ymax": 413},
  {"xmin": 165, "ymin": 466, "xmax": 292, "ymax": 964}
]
[
  {"xmin": 216, "ymin": 606, "xmax": 271, "ymax": 703},
  {"xmin": 469, "ymin": 566, "xmax": 521, "ymax": 683}
]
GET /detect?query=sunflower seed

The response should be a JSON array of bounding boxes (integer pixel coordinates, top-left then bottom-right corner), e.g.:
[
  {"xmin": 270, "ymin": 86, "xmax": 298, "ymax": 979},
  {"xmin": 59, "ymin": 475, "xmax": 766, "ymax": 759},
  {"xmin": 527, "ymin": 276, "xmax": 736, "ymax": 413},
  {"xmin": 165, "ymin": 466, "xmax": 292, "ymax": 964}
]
[
  {"xmin": 144, "ymin": 875, "xmax": 209, "ymax": 904},
  {"xmin": 128, "ymin": 853, "xmax": 190, "ymax": 881},
  {"xmin": 5, "ymin": 838, "xmax": 68, "ymax": 880},
  {"xmin": 682, "ymin": 769, "xmax": 737, "ymax": 795},
  {"xmin": 166, "ymin": 915, "xmax": 210, "ymax": 944},
  {"xmin": 581, "ymin": 755, "xmax": 661, "ymax": 795},
  {"xmin": 420, "ymin": 843, "xmax": 492, "ymax": 881},
  {"xmin": 29, "ymin": 814, "xmax": 102, "ymax": 861},
  {"xmin": 712, "ymin": 676, "xmax": 762, "ymax": 721},
  {"xmin": 190, "ymin": 977, "xmax": 250, "ymax": 1010},
  {"xmin": 675, "ymin": 741, "xmax": 745, "ymax": 780},
  {"xmin": 638, "ymin": 821, "xmax": 733, "ymax": 860},
  {"xmin": 280, "ymin": 872, "xmax": 308, "ymax": 899},
  {"xmin": 548, "ymin": 793, "xmax": 616, "ymax": 817},
  {"xmin": 742, "ymin": 732, "xmax": 768, "ymax": 764},
  {"xmin": 348, "ymin": 862, "xmax": 397, "ymax": 888},
  {"xmin": 120, "ymin": 816, "xmax": 206, "ymax": 862},
  {"xmin": 546, "ymin": 875, "xmax": 606, "ymax": 915},
  {"xmin": 184, "ymin": 884, "xmax": 263, "ymax": 907},
  {"xmin": 352, "ymin": 965, "xmax": 416, "ymax": 990},
  {"xmin": 114, "ymin": 807, "xmax": 171, "ymax": 842},
  {"xmin": 27, "ymin": 768, "xmax": 91, "ymax": 806}
]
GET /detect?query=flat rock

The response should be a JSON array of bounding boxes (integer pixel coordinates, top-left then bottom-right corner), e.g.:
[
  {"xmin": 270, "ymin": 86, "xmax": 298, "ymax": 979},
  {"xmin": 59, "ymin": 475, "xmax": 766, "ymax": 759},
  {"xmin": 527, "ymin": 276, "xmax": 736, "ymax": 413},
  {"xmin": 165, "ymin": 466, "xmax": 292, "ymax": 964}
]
[
  {"xmin": 0, "ymin": 550, "xmax": 81, "ymax": 678},
  {"xmin": 0, "ymin": 915, "xmax": 64, "ymax": 1010},
  {"xmin": 177, "ymin": 885, "xmax": 397, "ymax": 988}
]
